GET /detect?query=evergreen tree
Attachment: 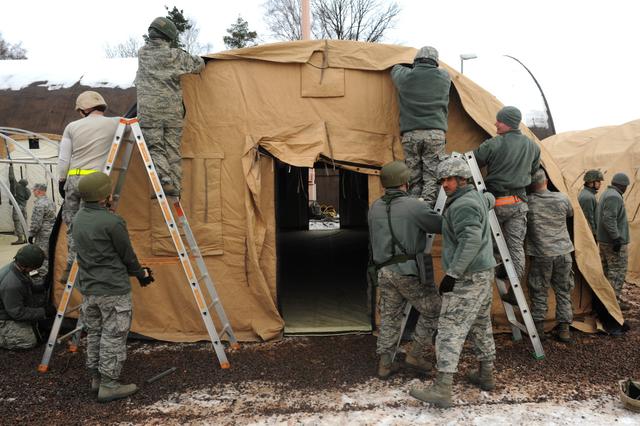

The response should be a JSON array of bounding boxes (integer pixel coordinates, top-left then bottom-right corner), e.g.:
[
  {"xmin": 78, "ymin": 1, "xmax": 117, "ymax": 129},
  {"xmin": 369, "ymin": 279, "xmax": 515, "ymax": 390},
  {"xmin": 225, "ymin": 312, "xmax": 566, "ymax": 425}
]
[{"xmin": 223, "ymin": 16, "xmax": 258, "ymax": 49}]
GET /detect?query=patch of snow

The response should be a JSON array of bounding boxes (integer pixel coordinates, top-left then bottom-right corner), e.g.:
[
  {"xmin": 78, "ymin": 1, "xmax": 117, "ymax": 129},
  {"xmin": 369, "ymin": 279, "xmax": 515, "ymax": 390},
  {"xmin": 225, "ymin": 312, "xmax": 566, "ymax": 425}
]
[{"xmin": 0, "ymin": 58, "xmax": 136, "ymax": 91}]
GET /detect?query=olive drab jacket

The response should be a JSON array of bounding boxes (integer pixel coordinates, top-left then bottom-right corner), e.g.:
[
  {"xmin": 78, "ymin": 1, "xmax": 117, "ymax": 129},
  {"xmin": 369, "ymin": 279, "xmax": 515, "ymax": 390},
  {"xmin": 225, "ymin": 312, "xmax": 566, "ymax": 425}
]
[
  {"xmin": 135, "ymin": 38, "xmax": 205, "ymax": 127},
  {"xmin": 72, "ymin": 203, "xmax": 143, "ymax": 296},
  {"xmin": 441, "ymin": 185, "xmax": 496, "ymax": 278},
  {"xmin": 596, "ymin": 185, "xmax": 630, "ymax": 244},
  {"xmin": 0, "ymin": 263, "xmax": 45, "ymax": 321},
  {"xmin": 368, "ymin": 189, "xmax": 442, "ymax": 277},
  {"xmin": 578, "ymin": 186, "xmax": 598, "ymax": 236}
]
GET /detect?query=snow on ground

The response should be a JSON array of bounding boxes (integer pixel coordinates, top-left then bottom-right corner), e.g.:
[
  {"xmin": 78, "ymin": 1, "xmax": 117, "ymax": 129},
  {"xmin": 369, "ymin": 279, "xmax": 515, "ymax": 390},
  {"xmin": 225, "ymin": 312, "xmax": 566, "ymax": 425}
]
[
  {"xmin": 136, "ymin": 379, "xmax": 640, "ymax": 425},
  {"xmin": 0, "ymin": 58, "xmax": 136, "ymax": 90}
]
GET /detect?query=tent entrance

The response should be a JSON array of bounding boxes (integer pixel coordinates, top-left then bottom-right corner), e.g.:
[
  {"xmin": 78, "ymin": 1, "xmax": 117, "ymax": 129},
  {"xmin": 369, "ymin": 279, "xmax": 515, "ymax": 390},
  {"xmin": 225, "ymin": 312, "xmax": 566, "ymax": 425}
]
[{"xmin": 275, "ymin": 161, "xmax": 372, "ymax": 335}]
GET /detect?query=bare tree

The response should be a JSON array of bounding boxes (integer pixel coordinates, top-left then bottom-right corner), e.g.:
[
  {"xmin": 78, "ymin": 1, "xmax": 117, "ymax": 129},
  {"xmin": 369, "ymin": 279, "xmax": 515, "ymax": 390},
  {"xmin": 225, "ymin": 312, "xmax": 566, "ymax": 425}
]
[
  {"xmin": 180, "ymin": 20, "xmax": 214, "ymax": 54},
  {"xmin": 0, "ymin": 33, "xmax": 27, "ymax": 59},
  {"xmin": 263, "ymin": 0, "xmax": 399, "ymax": 42},
  {"xmin": 104, "ymin": 36, "xmax": 142, "ymax": 58}
]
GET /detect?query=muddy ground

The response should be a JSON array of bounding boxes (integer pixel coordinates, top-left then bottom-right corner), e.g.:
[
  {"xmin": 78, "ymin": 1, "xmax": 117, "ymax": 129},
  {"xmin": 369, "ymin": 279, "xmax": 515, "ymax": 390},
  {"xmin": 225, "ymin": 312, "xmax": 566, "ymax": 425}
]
[{"xmin": 1, "ymin": 284, "xmax": 639, "ymax": 425}]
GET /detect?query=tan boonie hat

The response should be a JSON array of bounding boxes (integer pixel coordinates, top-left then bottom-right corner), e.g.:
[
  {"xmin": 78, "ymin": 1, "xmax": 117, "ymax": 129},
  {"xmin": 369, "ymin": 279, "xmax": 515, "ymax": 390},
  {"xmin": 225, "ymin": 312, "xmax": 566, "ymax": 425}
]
[{"xmin": 75, "ymin": 91, "xmax": 107, "ymax": 111}]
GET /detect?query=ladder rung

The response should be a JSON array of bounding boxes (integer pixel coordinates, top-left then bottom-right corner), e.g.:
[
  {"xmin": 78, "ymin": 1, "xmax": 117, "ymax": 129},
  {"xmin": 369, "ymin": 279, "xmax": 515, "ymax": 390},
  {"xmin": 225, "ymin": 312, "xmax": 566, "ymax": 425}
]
[
  {"xmin": 57, "ymin": 326, "xmax": 83, "ymax": 343},
  {"xmin": 207, "ymin": 299, "xmax": 221, "ymax": 311},
  {"xmin": 507, "ymin": 320, "xmax": 528, "ymax": 334},
  {"xmin": 65, "ymin": 304, "xmax": 82, "ymax": 314},
  {"xmin": 196, "ymin": 273, "xmax": 210, "ymax": 283}
]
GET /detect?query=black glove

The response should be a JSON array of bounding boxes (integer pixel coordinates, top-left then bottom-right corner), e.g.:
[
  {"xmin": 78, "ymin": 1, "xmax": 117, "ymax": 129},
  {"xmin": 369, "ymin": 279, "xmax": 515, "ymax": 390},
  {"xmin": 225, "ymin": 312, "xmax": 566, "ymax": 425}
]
[
  {"xmin": 136, "ymin": 267, "xmax": 155, "ymax": 287},
  {"xmin": 58, "ymin": 180, "xmax": 66, "ymax": 198},
  {"xmin": 495, "ymin": 264, "xmax": 508, "ymax": 280},
  {"xmin": 612, "ymin": 237, "xmax": 623, "ymax": 253},
  {"xmin": 44, "ymin": 305, "xmax": 58, "ymax": 318},
  {"xmin": 28, "ymin": 236, "xmax": 34, "ymax": 244},
  {"xmin": 439, "ymin": 275, "xmax": 456, "ymax": 295}
]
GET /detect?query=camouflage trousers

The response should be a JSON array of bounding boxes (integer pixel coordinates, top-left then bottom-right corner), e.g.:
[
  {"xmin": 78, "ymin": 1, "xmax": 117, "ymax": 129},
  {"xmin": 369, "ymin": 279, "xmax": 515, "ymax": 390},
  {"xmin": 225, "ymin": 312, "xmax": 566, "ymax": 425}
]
[
  {"xmin": 527, "ymin": 254, "xmax": 574, "ymax": 323},
  {"xmin": 12, "ymin": 204, "xmax": 27, "ymax": 239},
  {"xmin": 32, "ymin": 231, "xmax": 51, "ymax": 286},
  {"xmin": 401, "ymin": 129, "xmax": 446, "ymax": 206},
  {"xmin": 140, "ymin": 126, "xmax": 184, "ymax": 192},
  {"xmin": 0, "ymin": 320, "xmax": 38, "ymax": 350},
  {"xmin": 376, "ymin": 267, "xmax": 441, "ymax": 355},
  {"xmin": 599, "ymin": 242, "xmax": 629, "ymax": 303},
  {"xmin": 62, "ymin": 175, "xmax": 84, "ymax": 266},
  {"xmin": 82, "ymin": 293, "xmax": 132, "ymax": 381},
  {"xmin": 436, "ymin": 269, "xmax": 496, "ymax": 374},
  {"xmin": 494, "ymin": 202, "xmax": 528, "ymax": 280}
]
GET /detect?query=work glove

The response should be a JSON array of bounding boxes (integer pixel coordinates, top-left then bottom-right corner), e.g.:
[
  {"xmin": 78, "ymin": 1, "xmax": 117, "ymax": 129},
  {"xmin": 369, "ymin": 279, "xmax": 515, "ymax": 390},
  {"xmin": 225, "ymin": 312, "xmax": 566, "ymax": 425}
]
[
  {"xmin": 612, "ymin": 237, "xmax": 623, "ymax": 253},
  {"xmin": 136, "ymin": 267, "xmax": 155, "ymax": 287},
  {"xmin": 495, "ymin": 264, "xmax": 508, "ymax": 280},
  {"xmin": 58, "ymin": 180, "xmax": 66, "ymax": 198},
  {"xmin": 28, "ymin": 236, "xmax": 34, "ymax": 244},
  {"xmin": 44, "ymin": 305, "xmax": 58, "ymax": 318},
  {"xmin": 439, "ymin": 274, "xmax": 456, "ymax": 295}
]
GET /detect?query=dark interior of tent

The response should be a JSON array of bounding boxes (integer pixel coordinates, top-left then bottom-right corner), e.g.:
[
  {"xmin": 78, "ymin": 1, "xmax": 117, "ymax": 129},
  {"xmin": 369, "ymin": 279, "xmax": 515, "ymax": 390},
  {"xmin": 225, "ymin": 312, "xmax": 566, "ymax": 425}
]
[{"xmin": 274, "ymin": 159, "xmax": 372, "ymax": 335}]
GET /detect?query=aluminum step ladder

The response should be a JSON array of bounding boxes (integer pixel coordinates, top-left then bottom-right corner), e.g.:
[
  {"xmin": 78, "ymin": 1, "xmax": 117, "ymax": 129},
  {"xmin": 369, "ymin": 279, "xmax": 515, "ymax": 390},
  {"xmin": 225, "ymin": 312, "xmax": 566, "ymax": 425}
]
[
  {"xmin": 394, "ymin": 151, "xmax": 545, "ymax": 360},
  {"xmin": 38, "ymin": 118, "xmax": 239, "ymax": 372}
]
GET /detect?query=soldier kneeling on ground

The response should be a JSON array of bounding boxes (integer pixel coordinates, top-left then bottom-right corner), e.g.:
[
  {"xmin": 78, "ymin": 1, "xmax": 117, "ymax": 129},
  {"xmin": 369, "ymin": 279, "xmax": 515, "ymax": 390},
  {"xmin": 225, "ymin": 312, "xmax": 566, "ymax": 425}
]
[{"xmin": 0, "ymin": 245, "xmax": 56, "ymax": 350}]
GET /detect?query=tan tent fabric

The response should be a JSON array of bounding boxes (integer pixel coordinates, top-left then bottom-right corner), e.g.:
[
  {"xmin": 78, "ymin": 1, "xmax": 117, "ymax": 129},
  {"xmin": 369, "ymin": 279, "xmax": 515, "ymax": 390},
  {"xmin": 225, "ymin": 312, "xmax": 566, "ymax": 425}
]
[
  {"xmin": 544, "ymin": 120, "xmax": 640, "ymax": 305},
  {"xmin": 53, "ymin": 40, "xmax": 616, "ymax": 342}
]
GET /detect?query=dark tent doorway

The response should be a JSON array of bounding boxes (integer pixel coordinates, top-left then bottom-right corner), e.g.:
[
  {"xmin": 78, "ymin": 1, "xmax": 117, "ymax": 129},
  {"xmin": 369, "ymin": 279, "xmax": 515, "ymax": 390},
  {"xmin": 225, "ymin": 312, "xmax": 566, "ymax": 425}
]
[{"xmin": 275, "ymin": 160, "xmax": 372, "ymax": 335}]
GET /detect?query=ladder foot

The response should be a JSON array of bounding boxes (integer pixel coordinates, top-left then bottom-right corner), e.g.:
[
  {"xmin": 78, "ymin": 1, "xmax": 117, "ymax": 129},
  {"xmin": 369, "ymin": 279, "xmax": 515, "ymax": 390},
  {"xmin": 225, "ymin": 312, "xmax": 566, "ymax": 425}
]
[
  {"xmin": 220, "ymin": 362, "xmax": 231, "ymax": 369},
  {"xmin": 37, "ymin": 364, "xmax": 49, "ymax": 373},
  {"xmin": 68, "ymin": 344, "xmax": 78, "ymax": 353},
  {"xmin": 532, "ymin": 353, "xmax": 545, "ymax": 361},
  {"xmin": 230, "ymin": 343, "xmax": 240, "ymax": 350}
]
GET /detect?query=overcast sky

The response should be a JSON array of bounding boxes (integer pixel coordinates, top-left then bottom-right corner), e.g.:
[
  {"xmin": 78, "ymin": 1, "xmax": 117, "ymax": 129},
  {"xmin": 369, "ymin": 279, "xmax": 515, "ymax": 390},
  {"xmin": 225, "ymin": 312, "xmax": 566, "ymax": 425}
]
[{"xmin": 2, "ymin": 0, "xmax": 639, "ymax": 133}]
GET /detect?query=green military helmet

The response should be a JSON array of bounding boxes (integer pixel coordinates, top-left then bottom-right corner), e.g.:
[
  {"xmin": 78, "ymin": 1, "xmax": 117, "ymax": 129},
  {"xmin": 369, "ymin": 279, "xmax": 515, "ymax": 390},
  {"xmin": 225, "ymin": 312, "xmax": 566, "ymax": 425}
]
[
  {"xmin": 612, "ymin": 172, "xmax": 630, "ymax": 186},
  {"xmin": 18, "ymin": 178, "xmax": 29, "ymax": 186},
  {"xmin": 149, "ymin": 16, "xmax": 178, "ymax": 41},
  {"xmin": 583, "ymin": 169, "xmax": 604, "ymax": 183},
  {"xmin": 15, "ymin": 244, "xmax": 45, "ymax": 268},
  {"xmin": 415, "ymin": 46, "xmax": 439, "ymax": 62},
  {"xmin": 78, "ymin": 172, "xmax": 112, "ymax": 202},
  {"xmin": 437, "ymin": 157, "xmax": 472, "ymax": 181},
  {"xmin": 380, "ymin": 161, "xmax": 411, "ymax": 188}
]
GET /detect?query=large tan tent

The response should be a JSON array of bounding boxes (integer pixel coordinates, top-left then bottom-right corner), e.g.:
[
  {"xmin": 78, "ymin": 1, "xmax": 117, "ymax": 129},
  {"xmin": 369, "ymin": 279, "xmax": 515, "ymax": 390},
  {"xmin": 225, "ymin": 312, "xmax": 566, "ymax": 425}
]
[
  {"xmin": 49, "ymin": 40, "xmax": 621, "ymax": 342},
  {"xmin": 543, "ymin": 120, "xmax": 640, "ymax": 288}
]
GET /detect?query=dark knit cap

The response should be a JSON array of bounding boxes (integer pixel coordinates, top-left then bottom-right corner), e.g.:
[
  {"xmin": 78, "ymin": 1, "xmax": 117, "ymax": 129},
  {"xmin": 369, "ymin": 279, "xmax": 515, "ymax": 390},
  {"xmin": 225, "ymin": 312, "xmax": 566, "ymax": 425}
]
[{"xmin": 496, "ymin": 106, "xmax": 522, "ymax": 129}]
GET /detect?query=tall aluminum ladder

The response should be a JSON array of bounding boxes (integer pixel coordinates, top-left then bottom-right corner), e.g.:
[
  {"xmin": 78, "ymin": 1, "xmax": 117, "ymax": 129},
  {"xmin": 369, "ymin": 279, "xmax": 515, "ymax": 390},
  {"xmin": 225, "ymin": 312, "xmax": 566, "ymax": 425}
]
[
  {"xmin": 393, "ymin": 151, "xmax": 545, "ymax": 360},
  {"xmin": 38, "ymin": 118, "xmax": 239, "ymax": 372}
]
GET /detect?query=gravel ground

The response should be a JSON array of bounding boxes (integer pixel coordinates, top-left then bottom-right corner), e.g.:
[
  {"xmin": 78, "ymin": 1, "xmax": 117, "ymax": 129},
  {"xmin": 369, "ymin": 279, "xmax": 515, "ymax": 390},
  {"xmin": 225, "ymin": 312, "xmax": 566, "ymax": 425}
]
[{"xmin": 1, "ymin": 284, "xmax": 639, "ymax": 425}]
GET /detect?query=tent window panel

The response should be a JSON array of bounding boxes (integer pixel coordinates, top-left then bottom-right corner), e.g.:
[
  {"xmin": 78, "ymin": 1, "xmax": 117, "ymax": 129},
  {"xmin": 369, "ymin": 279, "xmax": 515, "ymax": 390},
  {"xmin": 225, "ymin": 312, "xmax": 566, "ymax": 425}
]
[
  {"xmin": 301, "ymin": 64, "xmax": 345, "ymax": 98},
  {"xmin": 151, "ymin": 155, "xmax": 224, "ymax": 256}
]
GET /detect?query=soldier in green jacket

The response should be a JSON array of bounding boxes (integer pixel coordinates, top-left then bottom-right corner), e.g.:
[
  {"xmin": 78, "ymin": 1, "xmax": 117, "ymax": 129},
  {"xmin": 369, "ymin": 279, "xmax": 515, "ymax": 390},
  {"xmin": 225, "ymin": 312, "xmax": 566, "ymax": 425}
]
[
  {"xmin": 368, "ymin": 161, "xmax": 442, "ymax": 378},
  {"xmin": 73, "ymin": 172, "xmax": 154, "ymax": 402},
  {"xmin": 411, "ymin": 157, "xmax": 497, "ymax": 408},
  {"xmin": 596, "ymin": 172, "xmax": 631, "ymax": 311},
  {"xmin": 578, "ymin": 169, "xmax": 604, "ymax": 238},
  {"xmin": 473, "ymin": 106, "xmax": 540, "ymax": 305},
  {"xmin": 0, "ymin": 245, "xmax": 54, "ymax": 349},
  {"xmin": 135, "ymin": 17, "xmax": 205, "ymax": 197},
  {"xmin": 391, "ymin": 46, "xmax": 451, "ymax": 207}
]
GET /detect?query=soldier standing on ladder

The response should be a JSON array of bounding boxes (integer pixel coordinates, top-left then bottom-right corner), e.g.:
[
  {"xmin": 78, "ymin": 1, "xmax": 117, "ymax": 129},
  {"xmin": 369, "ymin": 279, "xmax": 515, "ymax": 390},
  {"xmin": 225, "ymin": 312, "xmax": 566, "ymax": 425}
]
[
  {"xmin": 473, "ymin": 106, "xmax": 540, "ymax": 304},
  {"xmin": 135, "ymin": 17, "xmax": 204, "ymax": 198},
  {"xmin": 56, "ymin": 91, "xmax": 119, "ymax": 283},
  {"xmin": 72, "ymin": 172, "xmax": 154, "ymax": 402},
  {"xmin": 391, "ymin": 46, "xmax": 451, "ymax": 208},
  {"xmin": 411, "ymin": 157, "xmax": 497, "ymax": 408},
  {"xmin": 368, "ymin": 161, "xmax": 442, "ymax": 379}
]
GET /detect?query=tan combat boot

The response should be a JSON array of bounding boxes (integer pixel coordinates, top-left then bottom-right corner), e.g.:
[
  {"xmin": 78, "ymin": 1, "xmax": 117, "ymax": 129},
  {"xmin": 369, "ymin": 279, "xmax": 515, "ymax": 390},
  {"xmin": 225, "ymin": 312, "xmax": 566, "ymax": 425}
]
[
  {"xmin": 466, "ymin": 361, "xmax": 495, "ymax": 391},
  {"xmin": 404, "ymin": 343, "xmax": 433, "ymax": 374},
  {"xmin": 557, "ymin": 322, "xmax": 571, "ymax": 343},
  {"xmin": 97, "ymin": 378, "xmax": 138, "ymax": 403},
  {"xmin": 11, "ymin": 236, "xmax": 26, "ymax": 245},
  {"xmin": 378, "ymin": 353, "xmax": 393, "ymax": 379},
  {"xmin": 409, "ymin": 371, "xmax": 454, "ymax": 408},
  {"xmin": 535, "ymin": 321, "xmax": 546, "ymax": 341},
  {"xmin": 90, "ymin": 369, "xmax": 101, "ymax": 393}
]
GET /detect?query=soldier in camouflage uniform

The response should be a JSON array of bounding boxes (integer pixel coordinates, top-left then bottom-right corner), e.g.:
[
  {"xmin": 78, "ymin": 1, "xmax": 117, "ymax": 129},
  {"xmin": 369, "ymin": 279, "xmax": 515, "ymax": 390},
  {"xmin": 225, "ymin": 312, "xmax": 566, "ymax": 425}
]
[
  {"xmin": 578, "ymin": 169, "xmax": 604, "ymax": 239},
  {"xmin": 73, "ymin": 172, "xmax": 154, "ymax": 402},
  {"xmin": 411, "ymin": 157, "xmax": 497, "ymax": 408},
  {"xmin": 474, "ymin": 106, "xmax": 540, "ymax": 305},
  {"xmin": 135, "ymin": 17, "xmax": 205, "ymax": 197},
  {"xmin": 9, "ymin": 165, "xmax": 30, "ymax": 245},
  {"xmin": 0, "ymin": 245, "xmax": 55, "ymax": 349},
  {"xmin": 27, "ymin": 183, "xmax": 57, "ymax": 286},
  {"xmin": 368, "ymin": 161, "xmax": 442, "ymax": 378},
  {"xmin": 596, "ymin": 172, "xmax": 631, "ymax": 312},
  {"xmin": 57, "ymin": 90, "xmax": 119, "ymax": 282},
  {"xmin": 526, "ymin": 169, "xmax": 574, "ymax": 343},
  {"xmin": 391, "ymin": 46, "xmax": 451, "ymax": 206}
]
